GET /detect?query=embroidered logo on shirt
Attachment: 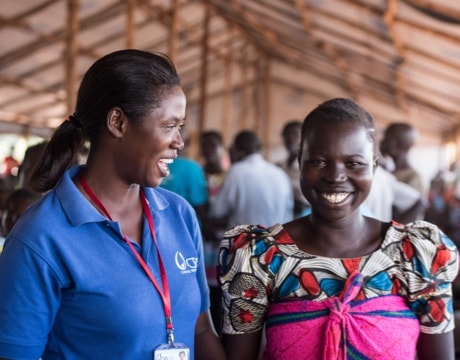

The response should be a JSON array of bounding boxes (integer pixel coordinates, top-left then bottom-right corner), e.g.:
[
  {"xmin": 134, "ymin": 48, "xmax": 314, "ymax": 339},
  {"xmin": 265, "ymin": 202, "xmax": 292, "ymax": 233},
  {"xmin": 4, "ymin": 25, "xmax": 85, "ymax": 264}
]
[{"xmin": 175, "ymin": 251, "xmax": 198, "ymax": 274}]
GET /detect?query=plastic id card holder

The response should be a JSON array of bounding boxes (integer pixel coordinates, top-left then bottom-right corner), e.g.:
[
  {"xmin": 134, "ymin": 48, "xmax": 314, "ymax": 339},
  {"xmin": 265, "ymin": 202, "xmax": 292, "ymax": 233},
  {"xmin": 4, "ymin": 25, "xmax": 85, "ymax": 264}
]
[{"xmin": 154, "ymin": 343, "xmax": 190, "ymax": 360}]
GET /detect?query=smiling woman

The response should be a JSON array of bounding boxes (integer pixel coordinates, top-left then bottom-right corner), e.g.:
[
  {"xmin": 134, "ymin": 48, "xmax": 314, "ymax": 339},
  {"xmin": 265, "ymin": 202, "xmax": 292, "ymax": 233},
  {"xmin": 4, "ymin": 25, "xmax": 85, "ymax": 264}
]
[
  {"xmin": 217, "ymin": 98, "xmax": 459, "ymax": 360},
  {"xmin": 0, "ymin": 49, "xmax": 225, "ymax": 360}
]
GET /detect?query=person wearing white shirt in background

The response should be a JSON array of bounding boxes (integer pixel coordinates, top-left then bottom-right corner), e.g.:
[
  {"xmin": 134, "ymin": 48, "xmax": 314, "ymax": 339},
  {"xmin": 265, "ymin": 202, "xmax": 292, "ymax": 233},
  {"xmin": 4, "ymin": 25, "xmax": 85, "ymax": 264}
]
[
  {"xmin": 380, "ymin": 122, "xmax": 426, "ymax": 203},
  {"xmin": 210, "ymin": 130, "xmax": 294, "ymax": 228},
  {"xmin": 364, "ymin": 163, "xmax": 426, "ymax": 223}
]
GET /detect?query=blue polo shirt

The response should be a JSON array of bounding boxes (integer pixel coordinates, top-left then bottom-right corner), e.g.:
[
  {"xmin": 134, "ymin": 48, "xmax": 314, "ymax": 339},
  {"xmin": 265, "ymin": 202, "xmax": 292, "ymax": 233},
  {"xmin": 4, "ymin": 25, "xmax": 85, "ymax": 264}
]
[{"xmin": 0, "ymin": 166, "xmax": 209, "ymax": 360}]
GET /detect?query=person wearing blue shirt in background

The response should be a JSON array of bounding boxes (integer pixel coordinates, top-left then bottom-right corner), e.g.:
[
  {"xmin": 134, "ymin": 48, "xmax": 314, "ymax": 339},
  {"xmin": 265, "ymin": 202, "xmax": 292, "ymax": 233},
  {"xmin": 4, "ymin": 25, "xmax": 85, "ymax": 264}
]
[{"xmin": 160, "ymin": 133, "xmax": 208, "ymax": 225}]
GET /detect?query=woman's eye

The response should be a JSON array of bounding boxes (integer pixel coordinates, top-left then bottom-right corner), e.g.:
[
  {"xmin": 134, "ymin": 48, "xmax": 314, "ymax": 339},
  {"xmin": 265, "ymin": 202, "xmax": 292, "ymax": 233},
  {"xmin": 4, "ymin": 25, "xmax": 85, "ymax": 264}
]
[
  {"xmin": 308, "ymin": 159, "xmax": 326, "ymax": 166},
  {"xmin": 347, "ymin": 161, "xmax": 364, "ymax": 168},
  {"xmin": 166, "ymin": 123, "xmax": 184, "ymax": 131}
]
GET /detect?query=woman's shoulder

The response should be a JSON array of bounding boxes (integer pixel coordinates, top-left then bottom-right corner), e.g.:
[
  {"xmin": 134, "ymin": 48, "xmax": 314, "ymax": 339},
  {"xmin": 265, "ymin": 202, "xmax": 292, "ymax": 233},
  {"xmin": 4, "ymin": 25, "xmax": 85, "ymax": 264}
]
[
  {"xmin": 386, "ymin": 220, "xmax": 454, "ymax": 247},
  {"xmin": 386, "ymin": 221, "xmax": 459, "ymax": 335},
  {"xmin": 385, "ymin": 220, "xmax": 458, "ymax": 276}
]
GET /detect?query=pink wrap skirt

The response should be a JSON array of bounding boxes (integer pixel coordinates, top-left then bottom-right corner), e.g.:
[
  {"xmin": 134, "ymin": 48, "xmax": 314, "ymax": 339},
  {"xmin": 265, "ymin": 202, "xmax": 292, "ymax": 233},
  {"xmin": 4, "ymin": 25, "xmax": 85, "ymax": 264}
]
[{"xmin": 263, "ymin": 271, "xmax": 420, "ymax": 360}]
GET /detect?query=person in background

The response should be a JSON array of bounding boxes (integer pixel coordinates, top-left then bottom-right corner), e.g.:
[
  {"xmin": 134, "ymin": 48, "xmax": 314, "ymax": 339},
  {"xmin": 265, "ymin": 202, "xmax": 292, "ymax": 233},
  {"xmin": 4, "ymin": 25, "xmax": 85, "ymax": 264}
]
[
  {"xmin": 218, "ymin": 98, "xmax": 458, "ymax": 360},
  {"xmin": 425, "ymin": 169, "xmax": 460, "ymax": 247},
  {"xmin": 17, "ymin": 141, "xmax": 49, "ymax": 191},
  {"xmin": 199, "ymin": 130, "xmax": 229, "ymax": 212},
  {"xmin": 364, "ymin": 162, "xmax": 426, "ymax": 223},
  {"xmin": 1, "ymin": 188, "xmax": 43, "ymax": 237},
  {"xmin": 159, "ymin": 132, "xmax": 208, "ymax": 225},
  {"xmin": 0, "ymin": 188, "xmax": 43, "ymax": 254},
  {"xmin": 424, "ymin": 169, "xmax": 460, "ymax": 347},
  {"xmin": 0, "ymin": 49, "xmax": 224, "ymax": 360},
  {"xmin": 380, "ymin": 122, "xmax": 426, "ymax": 198},
  {"xmin": 2, "ymin": 145, "xmax": 20, "ymax": 177},
  {"xmin": 210, "ymin": 129, "xmax": 293, "ymax": 228},
  {"xmin": 0, "ymin": 178, "xmax": 14, "ymax": 232},
  {"xmin": 277, "ymin": 120, "xmax": 310, "ymax": 218},
  {"xmin": 198, "ymin": 130, "xmax": 230, "ymax": 333},
  {"xmin": 199, "ymin": 130, "xmax": 230, "ymax": 243},
  {"xmin": 18, "ymin": 140, "xmax": 89, "ymax": 193}
]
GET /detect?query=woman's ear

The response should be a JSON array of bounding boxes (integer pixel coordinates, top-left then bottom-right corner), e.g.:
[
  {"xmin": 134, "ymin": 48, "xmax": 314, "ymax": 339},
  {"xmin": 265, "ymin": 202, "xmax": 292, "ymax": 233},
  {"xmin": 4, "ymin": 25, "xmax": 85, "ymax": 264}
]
[{"xmin": 106, "ymin": 108, "xmax": 125, "ymax": 138}]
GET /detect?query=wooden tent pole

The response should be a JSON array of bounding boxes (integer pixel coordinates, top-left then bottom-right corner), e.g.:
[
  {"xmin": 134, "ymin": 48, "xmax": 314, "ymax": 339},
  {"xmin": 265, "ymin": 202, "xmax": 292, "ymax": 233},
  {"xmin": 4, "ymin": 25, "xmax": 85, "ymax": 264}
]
[
  {"xmin": 169, "ymin": 0, "xmax": 179, "ymax": 62},
  {"xmin": 126, "ymin": 0, "xmax": 136, "ymax": 48},
  {"xmin": 263, "ymin": 58, "xmax": 272, "ymax": 159},
  {"xmin": 198, "ymin": 10, "xmax": 210, "ymax": 135},
  {"xmin": 222, "ymin": 25, "xmax": 235, "ymax": 144},
  {"xmin": 254, "ymin": 53, "xmax": 262, "ymax": 136},
  {"xmin": 65, "ymin": 0, "xmax": 80, "ymax": 114},
  {"xmin": 239, "ymin": 41, "xmax": 249, "ymax": 130}
]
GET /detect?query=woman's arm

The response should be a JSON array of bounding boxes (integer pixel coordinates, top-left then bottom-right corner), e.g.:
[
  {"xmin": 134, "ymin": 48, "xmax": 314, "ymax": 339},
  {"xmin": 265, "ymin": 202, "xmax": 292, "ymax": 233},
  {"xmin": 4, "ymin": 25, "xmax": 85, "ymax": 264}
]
[
  {"xmin": 222, "ymin": 331, "xmax": 263, "ymax": 360},
  {"xmin": 417, "ymin": 331, "xmax": 455, "ymax": 360},
  {"xmin": 194, "ymin": 310, "xmax": 226, "ymax": 360}
]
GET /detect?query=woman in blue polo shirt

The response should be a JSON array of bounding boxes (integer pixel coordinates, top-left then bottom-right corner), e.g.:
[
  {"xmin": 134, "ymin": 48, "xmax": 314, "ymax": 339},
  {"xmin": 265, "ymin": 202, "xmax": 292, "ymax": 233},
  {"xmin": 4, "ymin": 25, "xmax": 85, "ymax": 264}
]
[{"xmin": 0, "ymin": 49, "xmax": 225, "ymax": 360}]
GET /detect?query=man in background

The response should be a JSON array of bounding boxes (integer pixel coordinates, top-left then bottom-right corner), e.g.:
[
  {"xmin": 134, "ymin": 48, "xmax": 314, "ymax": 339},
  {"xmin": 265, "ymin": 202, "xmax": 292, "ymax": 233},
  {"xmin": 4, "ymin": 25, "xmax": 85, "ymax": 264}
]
[
  {"xmin": 380, "ymin": 122, "xmax": 425, "ymax": 196},
  {"xmin": 210, "ymin": 130, "xmax": 293, "ymax": 228},
  {"xmin": 277, "ymin": 120, "xmax": 310, "ymax": 218},
  {"xmin": 380, "ymin": 122, "xmax": 426, "ymax": 219}
]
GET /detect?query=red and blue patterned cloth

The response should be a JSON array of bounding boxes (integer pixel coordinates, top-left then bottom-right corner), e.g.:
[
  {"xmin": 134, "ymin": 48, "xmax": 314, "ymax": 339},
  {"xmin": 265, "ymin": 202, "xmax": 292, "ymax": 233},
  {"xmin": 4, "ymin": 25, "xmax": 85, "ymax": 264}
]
[{"xmin": 218, "ymin": 220, "xmax": 459, "ymax": 359}]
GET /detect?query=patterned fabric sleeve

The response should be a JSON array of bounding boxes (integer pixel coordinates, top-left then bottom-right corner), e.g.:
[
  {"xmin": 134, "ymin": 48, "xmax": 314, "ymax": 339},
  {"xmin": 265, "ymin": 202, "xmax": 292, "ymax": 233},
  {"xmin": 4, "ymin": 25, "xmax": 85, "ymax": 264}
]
[
  {"xmin": 401, "ymin": 220, "xmax": 459, "ymax": 334},
  {"xmin": 217, "ymin": 225, "xmax": 273, "ymax": 335}
]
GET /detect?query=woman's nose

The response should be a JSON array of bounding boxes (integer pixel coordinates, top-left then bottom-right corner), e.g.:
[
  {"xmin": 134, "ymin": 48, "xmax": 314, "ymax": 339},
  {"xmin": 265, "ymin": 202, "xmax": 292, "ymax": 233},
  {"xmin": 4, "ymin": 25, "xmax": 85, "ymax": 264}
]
[
  {"xmin": 173, "ymin": 130, "xmax": 185, "ymax": 150},
  {"xmin": 324, "ymin": 163, "xmax": 347, "ymax": 182}
]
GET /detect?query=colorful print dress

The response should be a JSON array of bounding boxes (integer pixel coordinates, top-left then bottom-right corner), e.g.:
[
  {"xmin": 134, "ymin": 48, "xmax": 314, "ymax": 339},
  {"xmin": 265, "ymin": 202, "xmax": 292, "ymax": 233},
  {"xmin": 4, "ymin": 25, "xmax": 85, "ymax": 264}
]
[{"xmin": 218, "ymin": 220, "xmax": 459, "ymax": 359}]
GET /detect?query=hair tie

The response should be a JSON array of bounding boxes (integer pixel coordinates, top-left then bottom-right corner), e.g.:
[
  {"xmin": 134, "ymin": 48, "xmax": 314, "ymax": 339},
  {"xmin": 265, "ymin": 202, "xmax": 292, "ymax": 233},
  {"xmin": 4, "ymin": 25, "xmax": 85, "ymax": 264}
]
[{"xmin": 66, "ymin": 114, "xmax": 82, "ymax": 128}]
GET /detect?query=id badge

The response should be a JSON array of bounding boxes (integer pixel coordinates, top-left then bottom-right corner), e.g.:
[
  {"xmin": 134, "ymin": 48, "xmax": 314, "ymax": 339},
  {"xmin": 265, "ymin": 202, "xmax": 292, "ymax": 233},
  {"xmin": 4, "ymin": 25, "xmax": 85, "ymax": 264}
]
[{"xmin": 154, "ymin": 343, "xmax": 190, "ymax": 360}]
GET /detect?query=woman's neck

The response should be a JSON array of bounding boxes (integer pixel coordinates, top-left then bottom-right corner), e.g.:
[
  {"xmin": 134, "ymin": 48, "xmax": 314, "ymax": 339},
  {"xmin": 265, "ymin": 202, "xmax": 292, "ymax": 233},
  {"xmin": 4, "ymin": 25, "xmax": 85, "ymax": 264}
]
[
  {"xmin": 287, "ymin": 213, "xmax": 382, "ymax": 258},
  {"xmin": 76, "ymin": 168, "xmax": 144, "ymax": 245}
]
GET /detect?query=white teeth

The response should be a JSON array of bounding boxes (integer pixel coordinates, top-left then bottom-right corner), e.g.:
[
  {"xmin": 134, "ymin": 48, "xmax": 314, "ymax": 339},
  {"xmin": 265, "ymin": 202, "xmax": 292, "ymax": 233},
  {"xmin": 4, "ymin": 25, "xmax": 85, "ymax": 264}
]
[
  {"xmin": 159, "ymin": 158, "xmax": 174, "ymax": 164},
  {"xmin": 322, "ymin": 193, "xmax": 349, "ymax": 203}
]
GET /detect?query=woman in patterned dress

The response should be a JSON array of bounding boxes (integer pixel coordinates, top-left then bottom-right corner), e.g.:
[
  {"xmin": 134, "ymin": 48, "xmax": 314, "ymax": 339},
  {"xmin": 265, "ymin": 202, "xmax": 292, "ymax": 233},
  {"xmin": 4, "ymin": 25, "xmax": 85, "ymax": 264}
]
[{"xmin": 218, "ymin": 98, "xmax": 459, "ymax": 360}]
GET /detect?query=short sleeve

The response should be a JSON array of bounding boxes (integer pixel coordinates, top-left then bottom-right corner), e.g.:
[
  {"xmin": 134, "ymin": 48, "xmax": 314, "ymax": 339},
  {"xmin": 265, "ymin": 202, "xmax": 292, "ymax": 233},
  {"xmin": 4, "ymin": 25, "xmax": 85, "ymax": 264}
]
[
  {"xmin": 401, "ymin": 221, "xmax": 459, "ymax": 334},
  {"xmin": 392, "ymin": 177, "xmax": 420, "ymax": 212},
  {"xmin": 0, "ymin": 237, "xmax": 61, "ymax": 359},
  {"xmin": 217, "ymin": 225, "xmax": 273, "ymax": 335}
]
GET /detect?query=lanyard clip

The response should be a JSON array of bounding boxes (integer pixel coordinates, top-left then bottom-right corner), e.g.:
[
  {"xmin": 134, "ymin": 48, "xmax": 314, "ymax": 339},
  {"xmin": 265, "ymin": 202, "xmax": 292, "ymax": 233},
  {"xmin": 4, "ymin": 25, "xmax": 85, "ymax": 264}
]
[
  {"xmin": 166, "ymin": 317, "xmax": 174, "ymax": 346},
  {"xmin": 167, "ymin": 328, "xmax": 175, "ymax": 346}
]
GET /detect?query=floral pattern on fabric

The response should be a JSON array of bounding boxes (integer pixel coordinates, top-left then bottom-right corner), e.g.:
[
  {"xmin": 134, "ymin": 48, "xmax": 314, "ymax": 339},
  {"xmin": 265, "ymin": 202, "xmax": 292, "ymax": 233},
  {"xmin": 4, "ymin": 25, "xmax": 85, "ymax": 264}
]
[{"xmin": 217, "ymin": 221, "xmax": 459, "ymax": 335}]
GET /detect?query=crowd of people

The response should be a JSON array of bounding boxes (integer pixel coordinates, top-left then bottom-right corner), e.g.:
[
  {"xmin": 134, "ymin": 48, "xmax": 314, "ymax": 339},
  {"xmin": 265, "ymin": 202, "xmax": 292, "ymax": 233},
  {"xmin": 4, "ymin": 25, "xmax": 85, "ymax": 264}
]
[{"xmin": 0, "ymin": 49, "xmax": 458, "ymax": 360}]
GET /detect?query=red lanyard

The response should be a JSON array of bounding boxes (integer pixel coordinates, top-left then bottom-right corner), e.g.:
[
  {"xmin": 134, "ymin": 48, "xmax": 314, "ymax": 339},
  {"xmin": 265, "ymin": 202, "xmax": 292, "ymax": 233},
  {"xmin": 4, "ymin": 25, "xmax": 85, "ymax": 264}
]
[{"xmin": 79, "ymin": 173, "xmax": 175, "ymax": 344}]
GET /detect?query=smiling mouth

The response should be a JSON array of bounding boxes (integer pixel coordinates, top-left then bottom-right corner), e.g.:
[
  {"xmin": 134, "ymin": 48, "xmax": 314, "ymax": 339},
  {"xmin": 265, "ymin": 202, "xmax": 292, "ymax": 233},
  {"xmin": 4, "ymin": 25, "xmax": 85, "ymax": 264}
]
[
  {"xmin": 321, "ymin": 192, "xmax": 350, "ymax": 204},
  {"xmin": 159, "ymin": 158, "xmax": 174, "ymax": 164},
  {"xmin": 158, "ymin": 158, "xmax": 174, "ymax": 176}
]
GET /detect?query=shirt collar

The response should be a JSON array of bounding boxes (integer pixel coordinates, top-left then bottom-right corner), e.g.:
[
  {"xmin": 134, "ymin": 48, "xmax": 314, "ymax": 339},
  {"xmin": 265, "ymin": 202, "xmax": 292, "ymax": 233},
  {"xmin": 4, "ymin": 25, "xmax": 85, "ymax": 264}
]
[{"xmin": 56, "ymin": 166, "xmax": 170, "ymax": 226}]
